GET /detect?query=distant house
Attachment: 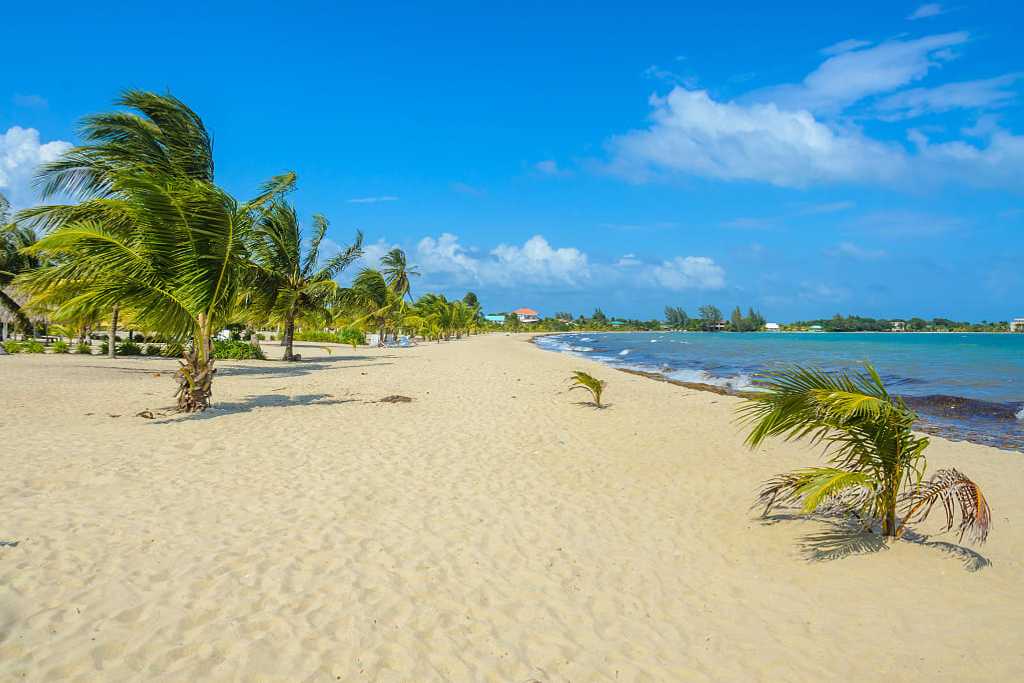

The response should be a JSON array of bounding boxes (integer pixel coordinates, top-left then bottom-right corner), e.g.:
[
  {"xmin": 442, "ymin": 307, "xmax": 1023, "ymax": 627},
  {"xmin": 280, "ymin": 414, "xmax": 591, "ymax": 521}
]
[
  {"xmin": 808, "ymin": 324, "xmax": 824, "ymax": 333},
  {"xmin": 609, "ymin": 320, "xmax": 626, "ymax": 327},
  {"xmin": 764, "ymin": 322, "xmax": 781, "ymax": 331},
  {"xmin": 892, "ymin": 320, "xmax": 906, "ymax": 332},
  {"xmin": 484, "ymin": 314, "xmax": 506, "ymax": 324},
  {"xmin": 1011, "ymin": 318, "xmax": 1024, "ymax": 333},
  {"xmin": 513, "ymin": 307, "xmax": 540, "ymax": 324}
]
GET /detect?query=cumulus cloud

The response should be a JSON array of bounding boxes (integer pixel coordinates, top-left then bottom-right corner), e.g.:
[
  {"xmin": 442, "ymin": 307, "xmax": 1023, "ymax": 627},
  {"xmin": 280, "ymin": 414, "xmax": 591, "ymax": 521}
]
[
  {"xmin": 607, "ymin": 83, "xmax": 1024, "ymax": 189},
  {"xmin": 875, "ymin": 73, "xmax": 1022, "ymax": 119},
  {"xmin": 414, "ymin": 233, "xmax": 725, "ymax": 293},
  {"xmin": 746, "ymin": 32, "xmax": 968, "ymax": 114},
  {"xmin": 346, "ymin": 195, "xmax": 398, "ymax": 204},
  {"xmin": 608, "ymin": 87, "xmax": 907, "ymax": 187},
  {"xmin": 908, "ymin": 3, "xmax": 946, "ymax": 20},
  {"xmin": 646, "ymin": 256, "xmax": 725, "ymax": 291},
  {"xmin": 0, "ymin": 126, "xmax": 72, "ymax": 210},
  {"xmin": 416, "ymin": 233, "xmax": 590, "ymax": 287}
]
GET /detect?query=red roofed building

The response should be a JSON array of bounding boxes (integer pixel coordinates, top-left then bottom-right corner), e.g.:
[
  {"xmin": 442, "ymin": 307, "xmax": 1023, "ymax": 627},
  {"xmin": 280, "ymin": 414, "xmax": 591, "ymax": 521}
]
[{"xmin": 512, "ymin": 307, "xmax": 540, "ymax": 324}]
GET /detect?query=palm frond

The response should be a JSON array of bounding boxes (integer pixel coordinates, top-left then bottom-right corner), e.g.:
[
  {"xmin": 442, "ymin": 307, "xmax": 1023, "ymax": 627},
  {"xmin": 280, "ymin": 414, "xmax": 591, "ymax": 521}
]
[{"xmin": 901, "ymin": 469, "xmax": 992, "ymax": 544}]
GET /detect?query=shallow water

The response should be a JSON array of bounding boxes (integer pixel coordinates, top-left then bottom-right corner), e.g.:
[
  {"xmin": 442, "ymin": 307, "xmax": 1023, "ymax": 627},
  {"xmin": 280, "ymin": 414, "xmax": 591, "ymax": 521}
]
[{"xmin": 536, "ymin": 332, "xmax": 1024, "ymax": 452}]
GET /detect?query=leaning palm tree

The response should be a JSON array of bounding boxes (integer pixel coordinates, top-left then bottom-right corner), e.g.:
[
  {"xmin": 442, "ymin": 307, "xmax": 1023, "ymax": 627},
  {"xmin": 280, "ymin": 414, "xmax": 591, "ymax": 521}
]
[
  {"xmin": 20, "ymin": 172, "xmax": 294, "ymax": 410},
  {"xmin": 739, "ymin": 364, "xmax": 991, "ymax": 544},
  {"xmin": 16, "ymin": 90, "xmax": 294, "ymax": 411},
  {"xmin": 380, "ymin": 248, "xmax": 420, "ymax": 301},
  {"xmin": 248, "ymin": 201, "xmax": 363, "ymax": 360},
  {"xmin": 339, "ymin": 268, "xmax": 394, "ymax": 345}
]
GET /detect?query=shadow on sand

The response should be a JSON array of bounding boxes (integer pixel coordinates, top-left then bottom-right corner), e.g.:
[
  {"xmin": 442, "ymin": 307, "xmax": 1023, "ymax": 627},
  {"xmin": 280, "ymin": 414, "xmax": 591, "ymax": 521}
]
[
  {"xmin": 80, "ymin": 354, "xmax": 397, "ymax": 379},
  {"xmin": 760, "ymin": 513, "xmax": 990, "ymax": 572},
  {"xmin": 150, "ymin": 393, "xmax": 356, "ymax": 422}
]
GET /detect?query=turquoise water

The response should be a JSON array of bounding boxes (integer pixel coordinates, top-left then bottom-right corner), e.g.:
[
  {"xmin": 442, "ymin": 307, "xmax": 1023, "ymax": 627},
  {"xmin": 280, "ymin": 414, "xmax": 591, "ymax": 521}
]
[{"xmin": 536, "ymin": 332, "xmax": 1024, "ymax": 451}]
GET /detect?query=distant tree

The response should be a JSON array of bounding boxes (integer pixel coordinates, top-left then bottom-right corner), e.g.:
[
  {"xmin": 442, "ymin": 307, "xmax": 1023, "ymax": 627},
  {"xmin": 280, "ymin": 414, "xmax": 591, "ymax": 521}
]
[
  {"xmin": 554, "ymin": 311, "xmax": 573, "ymax": 322},
  {"xmin": 699, "ymin": 305, "xmax": 722, "ymax": 330},
  {"xmin": 664, "ymin": 305, "xmax": 688, "ymax": 329},
  {"xmin": 462, "ymin": 291, "xmax": 479, "ymax": 308},
  {"xmin": 592, "ymin": 308, "xmax": 607, "ymax": 323},
  {"xmin": 747, "ymin": 307, "xmax": 765, "ymax": 330},
  {"xmin": 730, "ymin": 306, "xmax": 744, "ymax": 331},
  {"xmin": 908, "ymin": 317, "xmax": 927, "ymax": 331}
]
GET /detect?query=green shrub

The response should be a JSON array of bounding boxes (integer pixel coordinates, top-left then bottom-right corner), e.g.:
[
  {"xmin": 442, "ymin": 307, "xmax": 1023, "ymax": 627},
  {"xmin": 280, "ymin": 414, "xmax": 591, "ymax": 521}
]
[
  {"xmin": 75, "ymin": 342, "xmax": 93, "ymax": 354},
  {"xmin": 213, "ymin": 340, "xmax": 265, "ymax": 360},
  {"xmin": 23, "ymin": 340, "xmax": 46, "ymax": 353},
  {"xmin": 144, "ymin": 344, "xmax": 162, "ymax": 356},
  {"xmin": 256, "ymin": 333, "xmax": 266, "ymax": 341},
  {"xmin": 98, "ymin": 341, "xmax": 109, "ymax": 354},
  {"xmin": 52, "ymin": 340, "xmax": 70, "ymax": 353},
  {"xmin": 2, "ymin": 340, "xmax": 22, "ymax": 353},
  {"xmin": 162, "ymin": 342, "xmax": 184, "ymax": 357},
  {"xmin": 118, "ymin": 341, "xmax": 143, "ymax": 355},
  {"xmin": 294, "ymin": 329, "xmax": 366, "ymax": 346}
]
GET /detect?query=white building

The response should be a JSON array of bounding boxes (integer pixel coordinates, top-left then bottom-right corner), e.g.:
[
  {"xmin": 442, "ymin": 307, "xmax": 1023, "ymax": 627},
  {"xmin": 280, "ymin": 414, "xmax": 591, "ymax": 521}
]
[
  {"xmin": 1011, "ymin": 318, "xmax": 1024, "ymax": 333},
  {"xmin": 764, "ymin": 322, "xmax": 781, "ymax": 331},
  {"xmin": 892, "ymin": 320, "xmax": 906, "ymax": 332},
  {"xmin": 512, "ymin": 307, "xmax": 540, "ymax": 324}
]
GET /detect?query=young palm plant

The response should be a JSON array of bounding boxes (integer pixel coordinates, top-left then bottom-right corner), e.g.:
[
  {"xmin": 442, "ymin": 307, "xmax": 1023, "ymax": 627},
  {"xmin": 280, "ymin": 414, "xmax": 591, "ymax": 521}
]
[
  {"xmin": 248, "ymin": 201, "xmax": 363, "ymax": 360},
  {"xmin": 569, "ymin": 370, "xmax": 606, "ymax": 408},
  {"xmin": 739, "ymin": 364, "xmax": 991, "ymax": 543}
]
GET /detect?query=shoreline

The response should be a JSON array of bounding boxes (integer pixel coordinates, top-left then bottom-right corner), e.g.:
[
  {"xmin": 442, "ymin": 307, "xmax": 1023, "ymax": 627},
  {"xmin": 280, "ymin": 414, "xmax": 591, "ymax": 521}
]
[{"xmin": 530, "ymin": 331, "xmax": 1024, "ymax": 452}]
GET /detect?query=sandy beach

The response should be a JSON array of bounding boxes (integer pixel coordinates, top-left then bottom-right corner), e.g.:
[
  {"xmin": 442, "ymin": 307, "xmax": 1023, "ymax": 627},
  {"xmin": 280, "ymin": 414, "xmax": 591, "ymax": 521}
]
[{"xmin": 1, "ymin": 333, "xmax": 1022, "ymax": 681}]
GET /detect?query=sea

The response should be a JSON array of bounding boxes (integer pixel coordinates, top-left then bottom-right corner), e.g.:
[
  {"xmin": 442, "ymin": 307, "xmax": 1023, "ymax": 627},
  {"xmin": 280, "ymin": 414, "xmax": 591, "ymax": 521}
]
[{"xmin": 535, "ymin": 331, "xmax": 1024, "ymax": 452}]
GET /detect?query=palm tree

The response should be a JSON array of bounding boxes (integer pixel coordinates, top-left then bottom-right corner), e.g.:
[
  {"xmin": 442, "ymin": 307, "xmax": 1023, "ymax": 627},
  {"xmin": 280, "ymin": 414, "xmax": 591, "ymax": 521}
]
[
  {"xmin": 380, "ymin": 248, "xmax": 420, "ymax": 300},
  {"xmin": 739, "ymin": 364, "xmax": 991, "ymax": 544},
  {"xmin": 1, "ymin": 194, "xmax": 40, "ymax": 335},
  {"xmin": 16, "ymin": 91, "xmax": 294, "ymax": 411},
  {"xmin": 248, "ymin": 201, "xmax": 363, "ymax": 360},
  {"xmin": 340, "ymin": 269, "xmax": 394, "ymax": 345}
]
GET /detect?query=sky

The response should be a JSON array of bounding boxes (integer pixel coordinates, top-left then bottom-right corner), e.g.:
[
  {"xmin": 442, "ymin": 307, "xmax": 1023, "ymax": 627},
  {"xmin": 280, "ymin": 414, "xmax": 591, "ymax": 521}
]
[{"xmin": 2, "ymin": 1, "xmax": 1022, "ymax": 322}]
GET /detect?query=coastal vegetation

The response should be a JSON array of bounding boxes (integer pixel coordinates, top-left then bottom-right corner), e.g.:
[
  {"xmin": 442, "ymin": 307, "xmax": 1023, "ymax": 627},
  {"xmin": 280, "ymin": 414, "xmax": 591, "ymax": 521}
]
[
  {"xmin": 5, "ymin": 91, "xmax": 481, "ymax": 409},
  {"xmin": 569, "ymin": 370, "xmax": 606, "ymax": 408},
  {"xmin": 740, "ymin": 364, "xmax": 991, "ymax": 543},
  {"xmin": 789, "ymin": 314, "xmax": 1011, "ymax": 332}
]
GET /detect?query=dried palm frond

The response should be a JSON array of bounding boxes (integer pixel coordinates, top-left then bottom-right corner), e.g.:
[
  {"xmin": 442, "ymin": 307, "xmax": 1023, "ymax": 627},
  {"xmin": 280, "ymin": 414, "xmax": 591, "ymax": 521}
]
[
  {"xmin": 569, "ymin": 370, "xmax": 606, "ymax": 408},
  {"xmin": 901, "ymin": 468, "xmax": 992, "ymax": 544}
]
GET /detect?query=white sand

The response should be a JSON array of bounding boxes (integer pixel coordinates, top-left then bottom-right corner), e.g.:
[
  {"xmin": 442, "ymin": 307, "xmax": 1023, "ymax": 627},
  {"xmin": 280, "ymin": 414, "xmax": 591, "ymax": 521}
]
[{"xmin": 1, "ymin": 333, "xmax": 1022, "ymax": 681}]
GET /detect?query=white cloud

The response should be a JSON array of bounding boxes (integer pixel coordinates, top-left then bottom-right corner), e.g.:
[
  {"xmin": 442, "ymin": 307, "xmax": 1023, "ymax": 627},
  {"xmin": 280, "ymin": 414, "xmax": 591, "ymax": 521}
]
[
  {"xmin": 534, "ymin": 159, "xmax": 571, "ymax": 177},
  {"xmin": 416, "ymin": 233, "xmax": 590, "ymax": 287},
  {"xmin": 0, "ymin": 126, "xmax": 72, "ymax": 210},
  {"xmin": 875, "ymin": 74, "xmax": 1022, "ymax": 119},
  {"xmin": 12, "ymin": 94, "xmax": 48, "ymax": 109},
  {"xmin": 908, "ymin": 3, "xmax": 945, "ymax": 20},
  {"xmin": 646, "ymin": 256, "xmax": 725, "ymax": 291},
  {"xmin": 414, "ymin": 232, "xmax": 726, "ymax": 293},
  {"xmin": 746, "ymin": 32, "xmax": 969, "ymax": 114},
  {"xmin": 820, "ymin": 39, "xmax": 872, "ymax": 57},
  {"xmin": 608, "ymin": 87, "xmax": 907, "ymax": 187},
  {"xmin": 607, "ymin": 84, "xmax": 1024, "ymax": 189},
  {"xmin": 346, "ymin": 195, "xmax": 398, "ymax": 204},
  {"xmin": 826, "ymin": 241, "xmax": 888, "ymax": 260}
]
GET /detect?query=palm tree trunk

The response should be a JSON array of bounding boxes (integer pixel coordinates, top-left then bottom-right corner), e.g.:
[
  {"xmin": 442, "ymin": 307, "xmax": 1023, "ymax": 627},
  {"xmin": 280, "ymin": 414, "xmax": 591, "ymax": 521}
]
[
  {"xmin": 284, "ymin": 315, "xmax": 295, "ymax": 361},
  {"xmin": 176, "ymin": 314, "xmax": 215, "ymax": 411},
  {"xmin": 108, "ymin": 305, "xmax": 119, "ymax": 358}
]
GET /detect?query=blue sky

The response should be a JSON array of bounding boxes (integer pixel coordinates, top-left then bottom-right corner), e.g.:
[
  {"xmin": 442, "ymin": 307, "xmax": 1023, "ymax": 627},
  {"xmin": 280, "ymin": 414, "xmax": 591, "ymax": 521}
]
[{"xmin": 3, "ymin": 1, "xmax": 1022, "ymax": 321}]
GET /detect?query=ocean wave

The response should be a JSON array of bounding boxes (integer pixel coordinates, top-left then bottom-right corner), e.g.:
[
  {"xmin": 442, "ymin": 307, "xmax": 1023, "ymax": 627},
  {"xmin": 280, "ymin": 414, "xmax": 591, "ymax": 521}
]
[
  {"xmin": 665, "ymin": 368, "xmax": 755, "ymax": 392},
  {"xmin": 1017, "ymin": 406, "xmax": 1024, "ymax": 421},
  {"xmin": 619, "ymin": 349, "xmax": 630, "ymax": 356}
]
